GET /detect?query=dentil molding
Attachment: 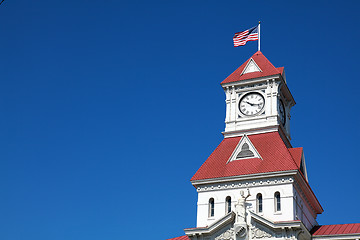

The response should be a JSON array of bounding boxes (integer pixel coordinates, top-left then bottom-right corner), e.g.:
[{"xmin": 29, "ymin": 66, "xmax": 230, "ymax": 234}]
[{"xmin": 196, "ymin": 177, "xmax": 294, "ymax": 192}]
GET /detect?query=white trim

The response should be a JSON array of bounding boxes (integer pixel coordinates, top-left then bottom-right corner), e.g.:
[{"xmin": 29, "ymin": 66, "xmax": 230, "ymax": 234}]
[
  {"xmin": 250, "ymin": 211, "xmax": 306, "ymax": 229},
  {"xmin": 184, "ymin": 212, "xmax": 235, "ymax": 236},
  {"xmin": 192, "ymin": 170, "xmax": 298, "ymax": 186},
  {"xmin": 293, "ymin": 173, "xmax": 323, "ymax": 214},
  {"xmin": 221, "ymin": 74, "xmax": 280, "ymax": 88},
  {"xmin": 222, "ymin": 125, "xmax": 278, "ymax": 138},
  {"xmin": 227, "ymin": 134, "xmax": 263, "ymax": 163},
  {"xmin": 195, "ymin": 176, "xmax": 295, "ymax": 193},
  {"xmin": 241, "ymin": 58, "xmax": 262, "ymax": 75}
]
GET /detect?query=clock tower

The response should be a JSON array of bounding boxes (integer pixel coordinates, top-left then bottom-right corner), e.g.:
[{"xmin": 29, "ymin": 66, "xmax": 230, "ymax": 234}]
[
  {"xmin": 166, "ymin": 51, "xmax": 360, "ymax": 240},
  {"xmin": 222, "ymin": 51, "xmax": 295, "ymax": 147}
]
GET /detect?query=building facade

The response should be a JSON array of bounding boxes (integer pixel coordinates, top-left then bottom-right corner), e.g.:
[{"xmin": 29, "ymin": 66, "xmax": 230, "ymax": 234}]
[{"xmin": 167, "ymin": 52, "xmax": 360, "ymax": 240}]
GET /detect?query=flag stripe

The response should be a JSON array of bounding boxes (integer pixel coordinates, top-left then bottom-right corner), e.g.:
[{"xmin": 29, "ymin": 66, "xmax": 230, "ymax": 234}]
[
  {"xmin": 235, "ymin": 32, "xmax": 257, "ymax": 38},
  {"xmin": 234, "ymin": 35, "xmax": 258, "ymax": 42},
  {"xmin": 233, "ymin": 26, "xmax": 259, "ymax": 47},
  {"xmin": 234, "ymin": 31, "xmax": 249, "ymax": 38},
  {"xmin": 233, "ymin": 35, "xmax": 258, "ymax": 43},
  {"xmin": 233, "ymin": 34, "xmax": 258, "ymax": 42}
]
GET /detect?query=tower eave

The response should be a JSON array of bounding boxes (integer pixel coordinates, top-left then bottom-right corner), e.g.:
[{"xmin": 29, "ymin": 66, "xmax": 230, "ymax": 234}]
[{"xmin": 220, "ymin": 74, "xmax": 281, "ymax": 88}]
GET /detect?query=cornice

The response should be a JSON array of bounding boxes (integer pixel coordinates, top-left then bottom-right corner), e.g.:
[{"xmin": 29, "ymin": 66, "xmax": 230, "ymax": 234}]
[
  {"xmin": 294, "ymin": 173, "xmax": 323, "ymax": 214},
  {"xmin": 222, "ymin": 125, "xmax": 279, "ymax": 138},
  {"xmin": 221, "ymin": 74, "xmax": 281, "ymax": 88},
  {"xmin": 279, "ymin": 76, "xmax": 296, "ymax": 106},
  {"xmin": 184, "ymin": 212, "xmax": 235, "ymax": 236},
  {"xmin": 194, "ymin": 175, "xmax": 295, "ymax": 193},
  {"xmin": 191, "ymin": 170, "xmax": 298, "ymax": 188}
]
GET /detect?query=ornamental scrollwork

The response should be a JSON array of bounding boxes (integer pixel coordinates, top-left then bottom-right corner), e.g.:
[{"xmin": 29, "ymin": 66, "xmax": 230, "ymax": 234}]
[
  {"xmin": 251, "ymin": 227, "xmax": 272, "ymax": 238},
  {"xmin": 215, "ymin": 228, "xmax": 235, "ymax": 240}
]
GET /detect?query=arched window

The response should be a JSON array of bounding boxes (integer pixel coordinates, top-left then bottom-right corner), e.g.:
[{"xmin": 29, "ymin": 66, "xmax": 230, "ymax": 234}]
[
  {"xmin": 209, "ymin": 198, "xmax": 215, "ymax": 217},
  {"xmin": 256, "ymin": 193, "xmax": 263, "ymax": 213},
  {"xmin": 274, "ymin": 192, "xmax": 281, "ymax": 212},
  {"xmin": 225, "ymin": 196, "xmax": 231, "ymax": 213}
]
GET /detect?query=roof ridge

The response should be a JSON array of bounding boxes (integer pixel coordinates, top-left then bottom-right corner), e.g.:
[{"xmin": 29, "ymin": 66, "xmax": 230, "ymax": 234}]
[{"xmin": 287, "ymin": 147, "xmax": 303, "ymax": 169}]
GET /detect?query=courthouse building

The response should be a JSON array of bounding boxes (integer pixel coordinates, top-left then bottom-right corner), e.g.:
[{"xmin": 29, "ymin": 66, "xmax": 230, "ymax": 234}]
[{"xmin": 167, "ymin": 52, "xmax": 360, "ymax": 240}]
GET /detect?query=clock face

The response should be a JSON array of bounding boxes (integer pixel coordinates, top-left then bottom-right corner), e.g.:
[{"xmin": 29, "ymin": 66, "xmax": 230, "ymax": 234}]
[
  {"xmin": 239, "ymin": 92, "xmax": 265, "ymax": 116},
  {"xmin": 278, "ymin": 99, "xmax": 286, "ymax": 125}
]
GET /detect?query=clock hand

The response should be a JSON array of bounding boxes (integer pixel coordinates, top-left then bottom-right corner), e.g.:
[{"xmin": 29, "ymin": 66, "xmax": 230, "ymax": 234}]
[
  {"xmin": 245, "ymin": 101, "xmax": 255, "ymax": 106},
  {"xmin": 247, "ymin": 101, "xmax": 263, "ymax": 106}
]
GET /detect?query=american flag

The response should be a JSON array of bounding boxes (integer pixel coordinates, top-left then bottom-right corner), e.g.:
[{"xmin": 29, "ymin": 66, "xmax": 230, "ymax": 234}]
[{"xmin": 233, "ymin": 25, "xmax": 259, "ymax": 47}]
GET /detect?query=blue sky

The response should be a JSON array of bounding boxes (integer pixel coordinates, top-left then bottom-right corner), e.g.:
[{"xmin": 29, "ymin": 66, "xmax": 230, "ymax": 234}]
[{"xmin": 0, "ymin": 1, "xmax": 359, "ymax": 240}]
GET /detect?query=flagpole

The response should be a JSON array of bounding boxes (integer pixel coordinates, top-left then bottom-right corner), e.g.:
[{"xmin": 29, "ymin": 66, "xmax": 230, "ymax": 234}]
[{"xmin": 258, "ymin": 21, "xmax": 261, "ymax": 51}]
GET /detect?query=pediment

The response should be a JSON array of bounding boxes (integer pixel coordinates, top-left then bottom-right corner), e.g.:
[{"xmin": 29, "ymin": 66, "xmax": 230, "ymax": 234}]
[
  {"xmin": 249, "ymin": 212, "xmax": 308, "ymax": 240},
  {"xmin": 184, "ymin": 212, "xmax": 235, "ymax": 239},
  {"xmin": 241, "ymin": 58, "xmax": 262, "ymax": 75},
  {"xmin": 227, "ymin": 134, "xmax": 262, "ymax": 163},
  {"xmin": 247, "ymin": 213, "xmax": 276, "ymax": 239}
]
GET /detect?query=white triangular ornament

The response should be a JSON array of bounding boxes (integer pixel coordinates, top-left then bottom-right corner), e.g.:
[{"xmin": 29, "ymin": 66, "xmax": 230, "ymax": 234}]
[
  {"xmin": 241, "ymin": 58, "xmax": 262, "ymax": 75},
  {"xmin": 227, "ymin": 134, "xmax": 262, "ymax": 163}
]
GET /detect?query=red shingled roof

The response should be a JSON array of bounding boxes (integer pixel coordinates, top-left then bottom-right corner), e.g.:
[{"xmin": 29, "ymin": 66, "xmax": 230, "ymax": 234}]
[
  {"xmin": 277, "ymin": 67, "xmax": 284, "ymax": 75},
  {"xmin": 312, "ymin": 224, "xmax": 360, "ymax": 236},
  {"xmin": 288, "ymin": 147, "xmax": 303, "ymax": 168},
  {"xmin": 221, "ymin": 51, "xmax": 283, "ymax": 84},
  {"xmin": 166, "ymin": 236, "xmax": 190, "ymax": 240},
  {"xmin": 191, "ymin": 132, "xmax": 299, "ymax": 181}
]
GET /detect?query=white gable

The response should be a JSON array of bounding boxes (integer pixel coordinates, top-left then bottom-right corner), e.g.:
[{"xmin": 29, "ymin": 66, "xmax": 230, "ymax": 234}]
[
  {"xmin": 227, "ymin": 134, "xmax": 262, "ymax": 163},
  {"xmin": 241, "ymin": 58, "xmax": 261, "ymax": 75}
]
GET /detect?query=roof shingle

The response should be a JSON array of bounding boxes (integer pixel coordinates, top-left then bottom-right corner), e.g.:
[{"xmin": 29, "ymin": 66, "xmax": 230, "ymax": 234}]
[
  {"xmin": 166, "ymin": 235, "xmax": 190, "ymax": 240},
  {"xmin": 312, "ymin": 223, "xmax": 360, "ymax": 236}
]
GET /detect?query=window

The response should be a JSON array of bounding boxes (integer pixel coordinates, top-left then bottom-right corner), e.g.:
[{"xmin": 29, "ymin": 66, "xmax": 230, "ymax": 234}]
[
  {"xmin": 236, "ymin": 143, "xmax": 255, "ymax": 159},
  {"xmin": 274, "ymin": 192, "xmax": 281, "ymax": 212},
  {"xmin": 225, "ymin": 196, "xmax": 231, "ymax": 213},
  {"xmin": 209, "ymin": 198, "xmax": 215, "ymax": 217},
  {"xmin": 256, "ymin": 193, "xmax": 263, "ymax": 213}
]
